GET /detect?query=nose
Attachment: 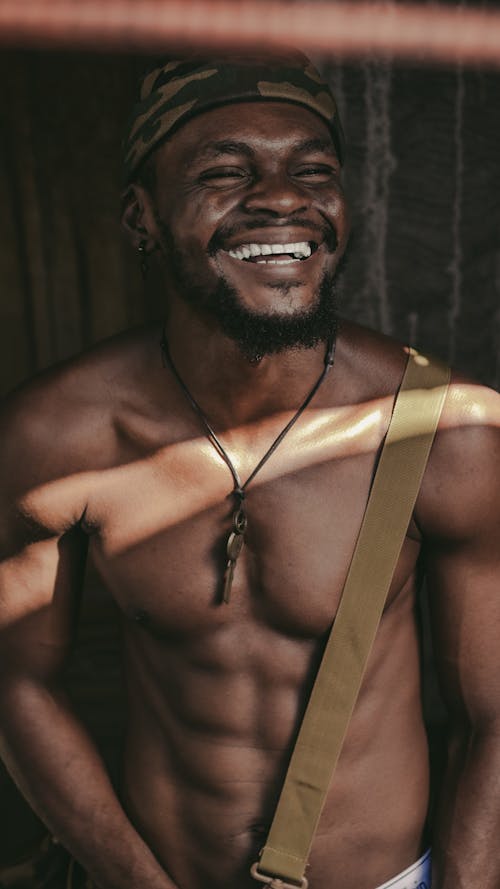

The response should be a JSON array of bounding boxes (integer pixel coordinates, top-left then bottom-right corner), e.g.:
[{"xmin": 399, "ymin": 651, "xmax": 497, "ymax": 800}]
[{"xmin": 242, "ymin": 171, "xmax": 309, "ymax": 216}]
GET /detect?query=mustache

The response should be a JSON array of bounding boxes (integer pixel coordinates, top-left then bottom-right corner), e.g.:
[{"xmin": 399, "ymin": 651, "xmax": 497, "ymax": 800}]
[{"xmin": 208, "ymin": 217, "xmax": 338, "ymax": 255}]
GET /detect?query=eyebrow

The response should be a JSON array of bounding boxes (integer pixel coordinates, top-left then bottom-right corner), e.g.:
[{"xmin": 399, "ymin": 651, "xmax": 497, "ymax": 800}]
[
  {"xmin": 292, "ymin": 137, "xmax": 338, "ymax": 157},
  {"xmin": 194, "ymin": 140, "xmax": 255, "ymax": 162},
  {"xmin": 193, "ymin": 136, "xmax": 337, "ymax": 163}
]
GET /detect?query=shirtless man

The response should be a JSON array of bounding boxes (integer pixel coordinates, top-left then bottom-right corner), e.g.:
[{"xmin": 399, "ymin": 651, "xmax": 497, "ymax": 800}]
[{"xmin": 0, "ymin": 50, "xmax": 499, "ymax": 889}]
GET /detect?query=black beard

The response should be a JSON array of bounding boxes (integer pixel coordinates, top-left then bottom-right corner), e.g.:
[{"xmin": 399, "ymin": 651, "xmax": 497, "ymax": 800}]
[
  {"xmin": 193, "ymin": 271, "xmax": 339, "ymax": 361},
  {"xmin": 156, "ymin": 216, "xmax": 340, "ymax": 361}
]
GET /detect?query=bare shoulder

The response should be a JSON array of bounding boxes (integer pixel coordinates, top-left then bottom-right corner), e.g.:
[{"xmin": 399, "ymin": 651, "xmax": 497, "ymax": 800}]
[
  {"xmin": 0, "ymin": 324, "xmax": 161, "ymax": 538},
  {"xmin": 336, "ymin": 319, "xmax": 410, "ymax": 401},
  {"xmin": 417, "ymin": 368, "xmax": 500, "ymax": 542},
  {"xmin": 338, "ymin": 321, "xmax": 500, "ymax": 541}
]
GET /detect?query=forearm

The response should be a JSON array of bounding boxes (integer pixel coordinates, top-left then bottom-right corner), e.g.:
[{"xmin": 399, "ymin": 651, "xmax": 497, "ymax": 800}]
[
  {"xmin": 432, "ymin": 722, "xmax": 500, "ymax": 889},
  {"xmin": 0, "ymin": 677, "xmax": 178, "ymax": 889}
]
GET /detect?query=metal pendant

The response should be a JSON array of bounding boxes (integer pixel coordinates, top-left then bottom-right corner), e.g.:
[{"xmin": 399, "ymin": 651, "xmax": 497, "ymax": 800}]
[{"xmin": 222, "ymin": 508, "xmax": 247, "ymax": 603}]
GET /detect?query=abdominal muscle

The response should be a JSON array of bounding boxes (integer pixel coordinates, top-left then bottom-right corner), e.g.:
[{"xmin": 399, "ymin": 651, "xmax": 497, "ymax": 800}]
[{"xmin": 117, "ymin": 600, "xmax": 431, "ymax": 889}]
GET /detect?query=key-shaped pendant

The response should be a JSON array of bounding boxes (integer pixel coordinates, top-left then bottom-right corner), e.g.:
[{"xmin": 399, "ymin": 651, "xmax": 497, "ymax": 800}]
[{"xmin": 222, "ymin": 508, "xmax": 247, "ymax": 603}]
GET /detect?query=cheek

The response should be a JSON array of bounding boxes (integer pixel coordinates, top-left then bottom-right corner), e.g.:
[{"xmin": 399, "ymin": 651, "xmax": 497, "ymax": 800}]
[
  {"xmin": 159, "ymin": 196, "xmax": 224, "ymax": 254},
  {"xmin": 325, "ymin": 192, "xmax": 350, "ymax": 248},
  {"xmin": 157, "ymin": 207, "xmax": 225, "ymax": 289}
]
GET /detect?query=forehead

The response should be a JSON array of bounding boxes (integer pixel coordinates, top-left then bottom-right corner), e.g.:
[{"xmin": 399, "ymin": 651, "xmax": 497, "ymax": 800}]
[{"xmin": 156, "ymin": 101, "xmax": 336, "ymax": 167}]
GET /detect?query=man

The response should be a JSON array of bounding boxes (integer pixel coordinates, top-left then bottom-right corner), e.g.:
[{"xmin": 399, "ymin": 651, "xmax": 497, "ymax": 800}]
[{"xmin": 0, "ymin": 49, "xmax": 499, "ymax": 889}]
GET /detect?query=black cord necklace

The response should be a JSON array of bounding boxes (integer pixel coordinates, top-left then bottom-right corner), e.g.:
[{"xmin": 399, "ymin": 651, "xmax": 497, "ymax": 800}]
[{"xmin": 160, "ymin": 330, "xmax": 336, "ymax": 603}]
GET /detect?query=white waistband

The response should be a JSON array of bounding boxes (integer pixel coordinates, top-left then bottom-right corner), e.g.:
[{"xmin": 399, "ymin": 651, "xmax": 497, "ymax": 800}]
[{"xmin": 374, "ymin": 849, "xmax": 431, "ymax": 889}]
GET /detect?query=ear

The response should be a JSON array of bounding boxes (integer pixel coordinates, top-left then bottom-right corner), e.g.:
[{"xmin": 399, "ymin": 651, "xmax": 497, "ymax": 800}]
[{"xmin": 121, "ymin": 183, "xmax": 157, "ymax": 251}]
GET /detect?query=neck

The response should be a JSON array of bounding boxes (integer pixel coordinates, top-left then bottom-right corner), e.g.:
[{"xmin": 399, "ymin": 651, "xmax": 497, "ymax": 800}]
[{"xmin": 163, "ymin": 304, "xmax": 336, "ymax": 428}]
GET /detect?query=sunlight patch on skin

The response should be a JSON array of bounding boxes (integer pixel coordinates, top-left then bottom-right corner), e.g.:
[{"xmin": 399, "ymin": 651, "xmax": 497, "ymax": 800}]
[
  {"xmin": 17, "ymin": 384, "xmax": 500, "ymax": 559},
  {"xmin": 446, "ymin": 382, "xmax": 495, "ymax": 423},
  {"xmin": 336, "ymin": 408, "xmax": 384, "ymax": 441},
  {"xmin": 298, "ymin": 404, "xmax": 384, "ymax": 446}
]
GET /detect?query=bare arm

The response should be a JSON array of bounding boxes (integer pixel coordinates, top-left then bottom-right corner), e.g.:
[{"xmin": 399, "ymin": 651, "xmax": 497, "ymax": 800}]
[
  {"xmin": 0, "ymin": 392, "xmax": 179, "ymax": 889},
  {"xmin": 418, "ymin": 384, "xmax": 500, "ymax": 888}
]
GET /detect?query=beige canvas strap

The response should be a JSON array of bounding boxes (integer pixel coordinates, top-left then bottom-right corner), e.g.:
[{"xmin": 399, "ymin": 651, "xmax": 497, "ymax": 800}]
[{"xmin": 252, "ymin": 349, "xmax": 450, "ymax": 889}]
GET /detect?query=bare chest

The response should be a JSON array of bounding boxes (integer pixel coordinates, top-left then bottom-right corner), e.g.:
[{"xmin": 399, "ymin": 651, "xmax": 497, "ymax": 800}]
[{"xmin": 85, "ymin": 435, "xmax": 420, "ymax": 639}]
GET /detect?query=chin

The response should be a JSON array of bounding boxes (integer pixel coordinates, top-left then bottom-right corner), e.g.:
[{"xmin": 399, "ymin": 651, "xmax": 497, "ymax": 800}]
[
  {"xmin": 237, "ymin": 286, "xmax": 319, "ymax": 317},
  {"xmin": 163, "ymin": 235, "xmax": 344, "ymax": 356},
  {"xmin": 204, "ymin": 272, "xmax": 339, "ymax": 359}
]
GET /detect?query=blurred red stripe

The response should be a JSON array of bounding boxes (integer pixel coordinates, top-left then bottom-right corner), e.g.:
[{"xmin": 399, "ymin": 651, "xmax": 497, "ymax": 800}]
[{"xmin": 0, "ymin": 1, "xmax": 499, "ymax": 67}]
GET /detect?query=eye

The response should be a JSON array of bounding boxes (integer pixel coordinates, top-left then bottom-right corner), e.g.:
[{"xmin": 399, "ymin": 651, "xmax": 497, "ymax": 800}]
[
  {"xmin": 198, "ymin": 167, "xmax": 250, "ymax": 185},
  {"xmin": 293, "ymin": 164, "xmax": 338, "ymax": 182}
]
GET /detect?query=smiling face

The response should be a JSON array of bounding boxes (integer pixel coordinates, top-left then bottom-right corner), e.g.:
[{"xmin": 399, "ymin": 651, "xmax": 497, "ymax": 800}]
[{"xmin": 138, "ymin": 101, "xmax": 350, "ymax": 357}]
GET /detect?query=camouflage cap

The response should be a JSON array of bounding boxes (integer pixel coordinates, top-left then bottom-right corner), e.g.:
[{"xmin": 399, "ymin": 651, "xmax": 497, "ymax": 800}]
[{"xmin": 122, "ymin": 49, "xmax": 345, "ymax": 184}]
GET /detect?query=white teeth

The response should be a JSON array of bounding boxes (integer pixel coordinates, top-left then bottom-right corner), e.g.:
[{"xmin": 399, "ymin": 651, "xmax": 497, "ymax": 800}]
[
  {"xmin": 226, "ymin": 240, "xmax": 313, "ymax": 261},
  {"xmin": 296, "ymin": 243, "xmax": 312, "ymax": 259}
]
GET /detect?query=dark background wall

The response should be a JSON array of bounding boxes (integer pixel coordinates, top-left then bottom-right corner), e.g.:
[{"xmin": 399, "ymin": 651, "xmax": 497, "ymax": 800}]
[{"xmin": 0, "ymin": 36, "xmax": 499, "ymax": 870}]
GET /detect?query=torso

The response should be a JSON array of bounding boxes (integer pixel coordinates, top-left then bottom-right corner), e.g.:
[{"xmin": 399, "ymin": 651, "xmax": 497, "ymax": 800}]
[{"xmin": 17, "ymin": 322, "xmax": 433, "ymax": 889}]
